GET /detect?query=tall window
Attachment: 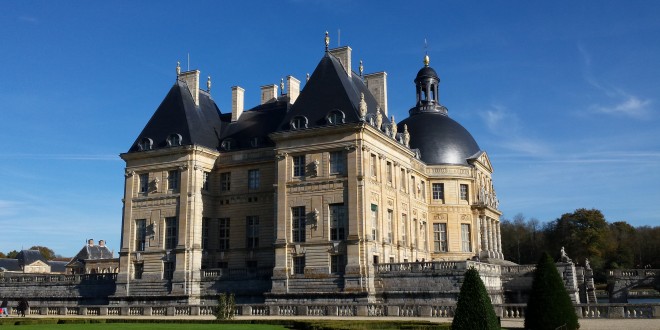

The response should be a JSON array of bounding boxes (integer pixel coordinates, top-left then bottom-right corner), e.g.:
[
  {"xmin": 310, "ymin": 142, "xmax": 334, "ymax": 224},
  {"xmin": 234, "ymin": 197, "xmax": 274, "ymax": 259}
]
[
  {"xmin": 292, "ymin": 206, "xmax": 306, "ymax": 243},
  {"xmin": 293, "ymin": 155, "xmax": 305, "ymax": 177},
  {"xmin": 433, "ymin": 223, "xmax": 448, "ymax": 252},
  {"xmin": 135, "ymin": 219, "xmax": 146, "ymax": 251},
  {"xmin": 420, "ymin": 181, "xmax": 426, "ymax": 198},
  {"xmin": 165, "ymin": 217, "xmax": 178, "ymax": 249},
  {"xmin": 248, "ymin": 169, "xmax": 260, "ymax": 190},
  {"xmin": 330, "ymin": 254, "xmax": 346, "ymax": 274},
  {"xmin": 202, "ymin": 172, "xmax": 210, "ymax": 191},
  {"xmin": 460, "ymin": 184, "xmax": 469, "ymax": 201},
  {"xmin": 330, "ymin": 151, "xmax": 345, "ymax": 174},
  {"xmin": 133, "ymin": 263, "xmax": 143, "ymax": 279},
  {"xmin": 168, "ymin": 170, "xmax": 179, "ymax": 191},
  {"xmin": 401, "ymin": 214, "xmax": 408, "ymax": 246},
  {"xmin": 163, "ymin": 261, "xmax": 174, "ymax": 280},
  {"xmin": 386, "ymin": 162, "xmax": 393, "ymax": 183},
  {"xmin": 139, "ymin": 174, "xmax": 149, "ymax": 193},
  {"xmin": 246, "ymin": 216, "xmax": 259, "ymax": 248},
  {"xmin": 220, "ymin": 172, "xmax": 231, "ymax": 191},
  {"xmin": 202, "ymin": 217, "xmax": 210, "ymax": 249},
  {"xmin": 461, "ymin": 224, "xmax": 471, "ymax": 252},
  {"xmin": 371, "ymin": 204, "xmax": 379, "ymax": 241},
  {"xmin": 293, "ymin": 256, "xmax": 305, "ymax": 275},
  {"xmin": 329, "ymin": 204, "xmax": 346, "ymax": 240},
  {"xmin": 218, "ymin": 218, "xmax": 230, "ymax": 250},
  {"xmin": 411, "ymin": 176, "xmax": 416, "ymax": 197},
  {"xmin": 432, "ymin": 183, "xmax": 445, "ymax": 200},
  {"xmin": 400, "ymin": 169, "xmax": 406, "ymax": 191},
  {"xmin": 386, "ymin": 209, "xmax": 394, "ymax": 243},
  {"xmin": 370, "ymin": 154, "xmax": 377, "ymax": 177}
]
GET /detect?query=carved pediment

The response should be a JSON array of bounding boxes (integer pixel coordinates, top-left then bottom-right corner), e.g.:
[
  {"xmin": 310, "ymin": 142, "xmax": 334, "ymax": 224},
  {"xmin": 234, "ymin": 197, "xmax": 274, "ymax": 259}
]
[{"xmin": 468, "ymin": 151, "xmax": 494, "ymax": 173}]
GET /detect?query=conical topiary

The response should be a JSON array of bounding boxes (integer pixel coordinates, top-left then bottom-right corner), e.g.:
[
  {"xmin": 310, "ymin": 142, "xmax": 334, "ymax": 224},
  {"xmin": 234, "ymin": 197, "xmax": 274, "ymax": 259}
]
[
  {"xmin": 452, "ymin": 267, "xmax": 500, "ymax": 330},
  {"xmin": 525, "ymin": 252, "xmax": 579, "ymax": 330}
]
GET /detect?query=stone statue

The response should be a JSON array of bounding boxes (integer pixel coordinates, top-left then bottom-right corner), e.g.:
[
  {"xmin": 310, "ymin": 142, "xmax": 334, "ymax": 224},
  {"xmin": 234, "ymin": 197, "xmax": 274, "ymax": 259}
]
[
  {"xmin": 375, "ymin": 108, "xmax": 383, "ymax": 130},
  {"xmin": 153, "ymin": 177, "xmax": 159, "ymax": 192},
  {"xmin": 585, "ymin": 258, "xmax": 591, "ymax": 270},
  {"xmin": 479, "ymin": 186, "xmax": 486, "ymax": 204},
  {"xmin": 312, "ymin": 159, "xmax": 319, "ymax": 176},
  {"xmin": 403, "ymin": 124, "xmax": 410, "ymax": 147},
  {"xmin": 390, "ymin": 115, "xmax": 397, "ymax": 137},
  {"xmin": 359, "ymin": 92, "xmax": 367, "ymax": 120},
  {"xmin": 560, "ymin": 246, "xmax": 572, "ymax": 263}
]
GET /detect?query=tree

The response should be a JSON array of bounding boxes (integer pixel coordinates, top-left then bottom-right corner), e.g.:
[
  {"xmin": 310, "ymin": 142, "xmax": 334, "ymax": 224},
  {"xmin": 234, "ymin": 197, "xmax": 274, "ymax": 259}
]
[
  {"xmin": 29, "ymin": 246, "xmax": 56, "ymax": 260},
  {"xmin": 525, "ymin": 252, "xmax": 579, "ymax": 330},
  {"xmin": 452, "ymin": 267, "xmax": 499, "ymax": 330},
  {"xmin": 215, "ymin": 292, "xmax": 235, "ymax": 320},
  {"xmin": 0, "ymin": 252, "xmax": 6, "ymax": 258},
  {"xmin": 6, "ymin": 250, "xmax": 19, "ymax": 258}
]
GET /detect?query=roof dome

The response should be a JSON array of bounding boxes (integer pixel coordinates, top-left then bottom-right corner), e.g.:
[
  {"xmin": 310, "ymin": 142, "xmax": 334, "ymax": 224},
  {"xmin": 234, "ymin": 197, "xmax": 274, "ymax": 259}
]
[
  {"xmin": 399, "ymin": 112, "xmax": 480, "ymax": 166},
  {"xmin": 415, "ymin": 66, "xmax": 439, "ymax": 81}
]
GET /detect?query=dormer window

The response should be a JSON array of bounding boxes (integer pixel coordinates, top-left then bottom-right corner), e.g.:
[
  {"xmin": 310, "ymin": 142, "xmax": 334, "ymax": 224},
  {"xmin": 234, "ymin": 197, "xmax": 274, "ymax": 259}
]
[
  {"xmin": 250, "ymin": 137, "xmax": 261, "ymax": 148},
  {"xmin": 221, "ymin": 138, "xmax": 235, "ymax": 151},
  {"xmin": 326, "ymin": 110, "xmax": 345, "ymax": 125},
  {"xmin": 166, "ymin": 133, "xmax": 182, "ymax": 147},
  {"xmin": 290, "ymin": 116, "xmax": 308, "ymax": 130},
  {"xmin": 138, "ymin": 138, "xmax": 153, "ymax": 151}
]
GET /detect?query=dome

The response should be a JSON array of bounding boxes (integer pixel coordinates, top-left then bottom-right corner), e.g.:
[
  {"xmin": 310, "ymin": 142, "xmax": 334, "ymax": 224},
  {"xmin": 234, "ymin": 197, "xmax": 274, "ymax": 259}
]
[
  {"xmin": 415, "ymin": 66, "xmax": 439, "ymax": 82},
  {"xmin": 399, "ymin": 112, "xmax": 480, "ymax": 166}
]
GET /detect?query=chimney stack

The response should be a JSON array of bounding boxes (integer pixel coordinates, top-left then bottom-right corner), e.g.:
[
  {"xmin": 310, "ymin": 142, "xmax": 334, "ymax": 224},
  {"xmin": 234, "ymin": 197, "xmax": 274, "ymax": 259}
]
[
  {"xmin": 178, "ymin": 70, "xmax": 201, "ymax": 106},
  {"xmin": 87, "ymin": 239, "xmax": 95, "ymax": 247},
  {"xmin": 99, "ymin": 240, "xmax": 106, "ymax": 247},
  {"xmin": 329, "ymin": 46, "xmax": 352, "ymax": 77},
  {"xmin": 287, "ymin": 76, "xmax": 300, "ymax": 104},
  {"xmin": 231, "ymin": 86, "xmax": 245, "ymax": 122},
  {"xmin": 364, "ymin": 72, "xmax": 388, "ymax": 117},
  {"xmin": 260, "ymin": 84, "xmax": 277, "ymax": 104}
]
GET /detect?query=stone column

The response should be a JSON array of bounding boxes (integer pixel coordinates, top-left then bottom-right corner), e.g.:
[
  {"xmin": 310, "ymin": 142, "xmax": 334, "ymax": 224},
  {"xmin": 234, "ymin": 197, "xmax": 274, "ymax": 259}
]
[
  {"xmin": 480, "ymin": 216, "xmax": 488, "ymax": 259},
  {"xmin": 488, "ymin": 218, "xmax": 495, "ymax": 258},
  {"xmin": 496, "ymin": 221, "xmax": 503, "ymax": 259}
]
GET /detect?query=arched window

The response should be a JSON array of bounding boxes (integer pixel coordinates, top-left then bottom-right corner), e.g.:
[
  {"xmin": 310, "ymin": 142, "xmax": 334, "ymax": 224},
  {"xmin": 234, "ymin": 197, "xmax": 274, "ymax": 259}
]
[
  {"xmin": 290, "ymin": 116, "xmax": 308, "ymax": 130},
  {"xmin": 138, "ymin": 138, "xmax": 153, "ymax": 151},
  {"xmin": 326, "ymin": 110, "xmax": 345, "ymax": 125},
  {"xmin": 166, "ymin": 133, "xmax": 182, "ymax": 147},
  {"xmin": 221, "ymin": 138, "xmax": 235, "ymax": 151}
]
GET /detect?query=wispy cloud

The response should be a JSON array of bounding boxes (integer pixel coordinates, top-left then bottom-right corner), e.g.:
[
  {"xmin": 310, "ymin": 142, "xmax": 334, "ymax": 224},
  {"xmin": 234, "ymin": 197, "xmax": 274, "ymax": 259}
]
[
  {"xmin": 578, "ymin": 43, "xmax": 653, "ymax": 119},
  {"xmin": 18, "ymin": 16, "xmax": 38, "ymax": 24},
  {"xmin": 479, "ymin": 105, "xmax": 549, "ymax": 156}
]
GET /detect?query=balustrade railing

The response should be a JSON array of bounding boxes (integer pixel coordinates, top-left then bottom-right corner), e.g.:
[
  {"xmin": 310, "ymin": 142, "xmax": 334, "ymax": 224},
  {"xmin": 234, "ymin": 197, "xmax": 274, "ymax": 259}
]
[{"xmin": 0, "ymin": 273, "xmax": 117, "ymax": 284}]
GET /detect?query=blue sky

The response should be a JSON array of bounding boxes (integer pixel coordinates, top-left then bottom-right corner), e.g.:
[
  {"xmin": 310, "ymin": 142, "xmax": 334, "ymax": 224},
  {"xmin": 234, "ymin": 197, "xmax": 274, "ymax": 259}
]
[{"xmin": 1, "ymin": 1, "xmax": 659, "ymax": 257}]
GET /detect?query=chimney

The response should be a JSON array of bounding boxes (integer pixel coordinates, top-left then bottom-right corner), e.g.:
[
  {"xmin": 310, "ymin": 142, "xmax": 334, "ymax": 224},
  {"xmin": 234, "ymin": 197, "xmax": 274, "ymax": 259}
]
[
  {"xmin": 260, "ymin": 84, "xmax": 277, "ymax": 104},
  {"xmin": 329, "ymin": 46, "xmax": 352, "ymax": 77},
  {"xmin": 87, "ymin": 239, "xmax": 94, "ymax": 247},
  {"xmin": 99, "ymin": 240, "xmax": 106, "ymax": 247},
  {"xmin": 364, "ymin": 71, "xmax": 388, "ymax": 117},
  {"xmin": 231, "ymin": 86, "xmax": 245, "ymax": 122},
  {"xmin": 287, "ymin": 76, "xmax": 300, "ymax": 104},
  {"xmin": 178, "ymin": 70, "xmax": 200, "ymax": 106}
]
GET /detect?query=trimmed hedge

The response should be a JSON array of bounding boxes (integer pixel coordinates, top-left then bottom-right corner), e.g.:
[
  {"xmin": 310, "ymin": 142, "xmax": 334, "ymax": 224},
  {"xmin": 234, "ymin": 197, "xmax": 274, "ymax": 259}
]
[{"xmin": 451, "ymin": 267, "xmax": 500, "ymax": 330}]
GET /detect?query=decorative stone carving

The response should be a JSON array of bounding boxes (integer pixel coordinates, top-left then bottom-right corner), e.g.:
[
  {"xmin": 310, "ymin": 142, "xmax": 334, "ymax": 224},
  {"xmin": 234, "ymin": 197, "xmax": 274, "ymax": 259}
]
[
  {"xmin": 359, "ymin": 92, "xmax": 367, "ymax": 120},
  {"xmin": 153, "ymin": 177, "xmax": 160, "ymax": 192},
  {"xmin": 560, "ymin": 246, "xmax": 572, "ymax": 263},
  {"xmin": 125, "ymin": 170, "xmax": 135, "ymax": 178},
  {"xmin": 375, "ymin": 107, "xmax": 383, "ymax": 130},
  {"xmin": 403, "ymin": 124, "xmax": 410, "ymax": 147},
  {"xmin": 275, "ymin": 152, "xmax": 287, "ymax": 160},
  {"xmin": 390, "ymin": 116, "xmax": 397, "ymax": 138}
]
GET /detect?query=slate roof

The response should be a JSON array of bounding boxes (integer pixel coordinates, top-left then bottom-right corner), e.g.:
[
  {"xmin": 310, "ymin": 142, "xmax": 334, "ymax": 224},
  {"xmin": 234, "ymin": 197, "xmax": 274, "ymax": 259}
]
[
  {"xmin": 279, "ymin": 53, "xmax": 389, "ymax": 131},
  {"xmin": 127, "ymin": 81, "xmax": 223, "ymax": 153},
  {"xmin": 218, "ymin": 99, "xmax": 289, "ymax": 151},
  {"xmin": 70, "ymin": 244, "xmax": 114, "ymax": 261},
  {"xmin": 0, "ymin": 258, "xmax": 20, "ymax": 272},
  {"xmin": 49, "ymin": 261, "xmax": 68, "ymax": 273},
  {"xmin": 17, "ymin": 250, "xmax": 48, "ymax": 265}
]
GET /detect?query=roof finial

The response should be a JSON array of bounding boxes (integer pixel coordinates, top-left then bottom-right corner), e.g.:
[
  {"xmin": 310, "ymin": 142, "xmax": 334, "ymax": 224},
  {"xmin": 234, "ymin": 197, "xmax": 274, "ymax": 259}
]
[
  {"xmin": 424, "ymin": 54, "xmax": 430, "ymax": 67},
  {"xmin": 176, "ymin": 61, "xmax": 181, "ymax": 76},
  {"xmin": 324, "ymin": 31, "xmax": 330, "ymax": 51},
  {"xmin": 207, "ymin": 76, "xmax": 211, "ymax": 92},
  {"xmin": 280, "ymin": 78, "xmax": 285, "ymax": 95},
  {"xmin": 306, "ymin": 73, "xmax": 310, "ymax": 82},
  {"xmin": 359, "ymin": 60, "xmax": 364, "ymax": 77}
]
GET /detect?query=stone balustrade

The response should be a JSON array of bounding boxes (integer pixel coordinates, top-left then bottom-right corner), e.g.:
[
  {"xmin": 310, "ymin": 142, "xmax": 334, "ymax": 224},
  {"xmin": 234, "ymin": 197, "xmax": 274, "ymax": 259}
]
[
  {"xmin": 7, "ymin": 303, "xmax": 659, "ymax": 319},
  {"xmin": 376, "ymin": 260, "xmax": 501, "ymax": 275},
  {"xmin": 0, "ymin": 273, "xmax": 117, "ymax": 283}
]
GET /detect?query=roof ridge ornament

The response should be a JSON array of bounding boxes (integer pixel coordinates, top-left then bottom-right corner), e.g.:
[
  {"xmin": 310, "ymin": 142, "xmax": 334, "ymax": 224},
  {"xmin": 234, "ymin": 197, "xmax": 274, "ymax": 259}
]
[
  {"xmin": 424, "ymin": 54, "xmax": 430, "ymax": 67},
  {"xmin": 359, "ymin": 60, "xmax": 364, "ymax": 77},
  {"xmin": 207, "ymin": 76, "xmax": 211, "ymax": 93},
  {"xmin": 280, "ymin": 78, "xmax": 285, "ymax": 95},
  {"xmin": 359, "ymin": 92, "xmax": 367, "ymax": 120},
  {"xmin": 176, "ymin": 61, "xmax": 181, "ymax": 76},
  {"xmin": 325, "ymin": 31, "xmax": 330, "ymax": 51}
]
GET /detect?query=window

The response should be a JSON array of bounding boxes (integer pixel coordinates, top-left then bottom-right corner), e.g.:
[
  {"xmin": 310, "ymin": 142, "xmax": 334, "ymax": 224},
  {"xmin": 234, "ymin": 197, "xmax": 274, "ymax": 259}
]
[
  {"xmin": 138, "ymin": 137, "xmax": 153, "ymax": 151},
  {"xmin": 411, "ymin": 176, "xmax": 416, "ymax": 197},
  {"xmin": 329, "ymin": 204, "xmax": 346, "ymax": 240},
  {"xmin": 433, "ymin": 223, "xmax": 448, "ymax": 252},
  {"xmin": 370, "ymin": 204, "xmax": 379, "ymax": 241},
  {"xmin": 420, "ymin": 180, "xmax": 426, "ymax": 198},
  {"xmin": 461, "ymin": 224, "xmax": 471, "ymax": 252},
  {"xmin": 220, "ymin": 172, "xmax": 231, "ymax": 191},
  {"xmin": 293, "ymin": 256, "xmax": 305, "ymax": 275},
  {"xmin": 165, "ymin": 217, "xmax": 178, "ymax": 249},
  {"xmin": 218, "ymin": 218, "xmax": 230, "ymax": 250},
  {"xmin": 246, "ymin": 216, "xmax": 259, "ymax": 249},
  {"xmin": 400, "ymin": 169, "xmax": 406, "ymax": 191},
  {"xmin": 202, "ymin": 217, "xmax": 210, "ymax": 249},
  {"xmin": 292, "ymin": 206, "xmax": 306, "ymax": 243},
  {"xmin": 135, "ymin": 219, "xmax": 146, "ymax": 251},
  {"xmin": 163, "ymin": 261, "xmax": 174, "ymax": 280},
  {"xmin": 460, "ymin": 184, "xmax": 469, "ymax": 201},
  {"xmin": 386, "ymin": 209, "xmax": 394, "ymax": 243},
  {"xmin": 293, "ymin": 155, "xmax": 305, "ymax": 177},
  {"xmin": 168, "ymin": 170, "xmax": 179, "ymax": 191},
  {"xmin": 248, "ymin": 169, "xmax": 260, "ymax": 190},
  {"xmin": 166, "ymin": 133, "xmax": 182, "ymax": 146},
  {"xmin": 370, "ymin": 154, "xmax": 377, "ymax": 177},
  {"xmin": 202, "ymin": 172, "xmax": 210, "ymax": 191},
  {"xmin": 330, "ymin": 151, "xmax": 345, "ymax": 174},
  {"xmin": 139, "ymin": 173, "xmax": 149, "ymax": 193},
  {"xmin": 330, "ymin": 254, "xmax": 346, "ymax": 274},
  {"xmin": 401, "ymin": 214, "xmax": 408, "ymax": 246},
  {"xmin": 221, "ymin": 138, "xmax": 235, "ymax": 151},
  {"xmin": 432, "ymin": 183, "xmax": 444, "ymax": 200},
  {"xmin": 291, "ymin": 116, "xmax": 308, "ymax": 129},
  {"xmin": 133, "ymin": 263, "xmax": 143, "ymax": 279},
  {"xmin": 327, "ymin": 110, "xmax": 345, "ymax": 125},
  {"xmin": 386, "ymin": 162, "xmax": 392, "ymax": 183}
]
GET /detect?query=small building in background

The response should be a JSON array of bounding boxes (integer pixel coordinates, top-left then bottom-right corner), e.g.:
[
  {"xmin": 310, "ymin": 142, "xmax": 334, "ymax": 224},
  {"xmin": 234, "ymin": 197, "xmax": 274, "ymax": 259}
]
[{"xmin": 66, "ymin": 239, "xmax": 118, "ymax": 274}]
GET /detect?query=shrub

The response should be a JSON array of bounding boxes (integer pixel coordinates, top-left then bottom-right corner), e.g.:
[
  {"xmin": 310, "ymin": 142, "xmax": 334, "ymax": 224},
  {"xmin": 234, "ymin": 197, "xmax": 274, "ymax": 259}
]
[
  {"xmin": 216, "ymin": 292, "xmax": 236, "ymax": 320},
  {"xmin": 451, "ymin": 267, "xmax": 500, "ymax": 330},
  {"xmin": 525, "ymin": 252, "xmax": 579, "ymax": 330}
]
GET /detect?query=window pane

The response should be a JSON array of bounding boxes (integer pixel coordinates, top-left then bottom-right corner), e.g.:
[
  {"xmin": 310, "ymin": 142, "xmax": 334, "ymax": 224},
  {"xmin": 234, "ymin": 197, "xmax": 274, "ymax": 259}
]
[
  {"xmin": 165, "ymin": 217, "xmax": 178, "ymax": 249},
  {"xmin": 461, "ymin": 224, "xmax": 471, "ymax": 252},
  {"xmin": 330, "ymin": 204, "xmax": 346, "ymax": 240},
  {"xmin": 292, "ymin": 206, "xmax": 306, "ymax": 243}
]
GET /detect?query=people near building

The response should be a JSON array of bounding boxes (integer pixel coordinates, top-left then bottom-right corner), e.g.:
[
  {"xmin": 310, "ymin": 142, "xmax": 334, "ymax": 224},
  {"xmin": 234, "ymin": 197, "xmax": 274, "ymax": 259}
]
[
  {"xmin": 17, "ymin": 298, "xmax": 28, "ymax": 317},
  {"xmin": 0, "ymin": 299, "xmax": 8, "ymax": 317}
]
